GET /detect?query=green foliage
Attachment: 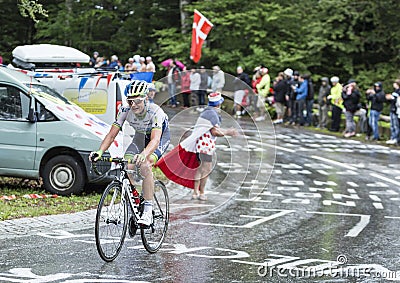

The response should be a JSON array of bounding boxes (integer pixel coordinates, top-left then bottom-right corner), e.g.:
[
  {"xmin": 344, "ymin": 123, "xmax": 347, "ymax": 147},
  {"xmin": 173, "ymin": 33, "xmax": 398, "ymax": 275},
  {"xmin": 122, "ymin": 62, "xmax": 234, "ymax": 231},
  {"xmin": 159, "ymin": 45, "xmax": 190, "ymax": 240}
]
[{"xmin": 18, "ymin": 0, "xmax": 48, "ymax": 23}]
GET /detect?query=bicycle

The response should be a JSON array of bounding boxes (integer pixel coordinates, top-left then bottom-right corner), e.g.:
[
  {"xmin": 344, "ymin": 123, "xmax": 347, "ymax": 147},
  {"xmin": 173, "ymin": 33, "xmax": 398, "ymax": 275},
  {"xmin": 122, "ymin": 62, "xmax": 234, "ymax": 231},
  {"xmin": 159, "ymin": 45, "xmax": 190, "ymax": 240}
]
[{"xmin": 91, "ymin": 156, "xmax": 169, "ymax": 262}]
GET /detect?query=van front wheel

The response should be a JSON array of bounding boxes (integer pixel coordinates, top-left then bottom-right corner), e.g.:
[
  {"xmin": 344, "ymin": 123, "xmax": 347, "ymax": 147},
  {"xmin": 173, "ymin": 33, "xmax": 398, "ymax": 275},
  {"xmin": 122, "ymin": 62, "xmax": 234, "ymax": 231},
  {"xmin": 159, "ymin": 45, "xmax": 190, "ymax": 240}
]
[{"xmin": 42, "ymin": 155, "xmax": 86, "ymax": 196}]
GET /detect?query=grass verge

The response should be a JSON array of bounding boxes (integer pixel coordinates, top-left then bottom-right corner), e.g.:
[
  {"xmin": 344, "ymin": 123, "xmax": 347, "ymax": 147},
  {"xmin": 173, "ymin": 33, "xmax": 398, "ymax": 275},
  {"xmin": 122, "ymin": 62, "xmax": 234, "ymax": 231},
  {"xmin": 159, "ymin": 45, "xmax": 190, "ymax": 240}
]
[
  {"xmin": 0, "ymin": 177, "xmax": 101, "ymax": 221},
  {"xmin": 0, "ymin": 168, "xmax": 168, "ymax": 221}
]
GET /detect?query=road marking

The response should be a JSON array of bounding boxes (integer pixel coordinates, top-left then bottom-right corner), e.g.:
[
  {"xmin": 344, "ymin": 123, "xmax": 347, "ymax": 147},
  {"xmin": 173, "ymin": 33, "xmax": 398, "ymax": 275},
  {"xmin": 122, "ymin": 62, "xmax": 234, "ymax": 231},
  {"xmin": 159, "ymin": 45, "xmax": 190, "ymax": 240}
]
[
  {"xmin": 307, "ymin": 211, "xmax": 370, "ymax": 237},
  {"xmin": 190, "ymin": 209, "xmax": 295, "ymax": 228},
  {"xmin": 373, "ymin": 203, "xmax": 384, "ymax": 209},
  {"xmin": 310, "ymin": 155, "xmax": 358, "ymax": 171},
  {"xmin": 370, "ymin": 173, "xmax": 400, "ymax": 187},
  {"xmin": 249, "ymin": 140, "xmax": 295, "ymax": 153}
]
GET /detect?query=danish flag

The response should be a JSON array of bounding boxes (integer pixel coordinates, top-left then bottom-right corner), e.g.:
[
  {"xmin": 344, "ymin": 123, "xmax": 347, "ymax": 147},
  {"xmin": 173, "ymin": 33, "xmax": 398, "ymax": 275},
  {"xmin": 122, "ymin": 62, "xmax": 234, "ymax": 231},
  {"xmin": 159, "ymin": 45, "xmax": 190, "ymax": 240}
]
[{"xmin": 190, "ymin": 9, "xmax": 213, "ymax": 63}]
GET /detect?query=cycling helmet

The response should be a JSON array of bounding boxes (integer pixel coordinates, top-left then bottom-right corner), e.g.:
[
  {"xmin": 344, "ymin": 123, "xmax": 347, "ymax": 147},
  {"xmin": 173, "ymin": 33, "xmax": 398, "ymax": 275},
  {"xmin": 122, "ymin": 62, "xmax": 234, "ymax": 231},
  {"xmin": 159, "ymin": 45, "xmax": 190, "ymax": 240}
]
[{"xmin": 125, "ymin": 80, "xmax": 149, "ymax": 97}]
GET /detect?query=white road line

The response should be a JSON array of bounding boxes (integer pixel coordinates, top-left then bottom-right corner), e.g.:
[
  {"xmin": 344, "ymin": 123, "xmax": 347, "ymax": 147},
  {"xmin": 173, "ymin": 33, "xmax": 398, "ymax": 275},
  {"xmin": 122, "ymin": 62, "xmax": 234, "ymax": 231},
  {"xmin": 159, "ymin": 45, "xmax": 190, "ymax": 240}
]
[
  {"xmin": 310, "ymin": 155, "xmax": 358, "ymax": 171},
  {"xmin": 384, "ymin": 216, "xmax": 400, "ymax": 219},
  {"xmin": 249, "ymin": 140, "xmax": 295, "ymax": 153},
  {"xmin": 370, "ymin": 173, "xmax": 400, "ymax": 187},
  {"xmin": 306, "ymin": 211, "xmax": 370, "ymax": 237}
]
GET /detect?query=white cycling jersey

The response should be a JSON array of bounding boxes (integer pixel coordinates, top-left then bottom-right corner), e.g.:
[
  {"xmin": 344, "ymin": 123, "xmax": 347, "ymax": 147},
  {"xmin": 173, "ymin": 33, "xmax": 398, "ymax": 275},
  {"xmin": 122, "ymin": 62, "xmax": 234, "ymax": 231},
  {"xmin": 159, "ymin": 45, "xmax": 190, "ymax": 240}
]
[{"xmin": 113, "ymin": 103, "xmax": 168, "ymax": 134}]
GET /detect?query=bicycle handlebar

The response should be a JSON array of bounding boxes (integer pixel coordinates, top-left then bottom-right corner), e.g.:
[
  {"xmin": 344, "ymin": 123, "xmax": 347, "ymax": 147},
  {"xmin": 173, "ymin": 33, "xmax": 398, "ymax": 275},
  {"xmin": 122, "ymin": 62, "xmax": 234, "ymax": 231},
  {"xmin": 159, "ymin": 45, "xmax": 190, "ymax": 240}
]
[{"xmin": 90, "ymin": 156, "xmax": 142, "ymax": 178}]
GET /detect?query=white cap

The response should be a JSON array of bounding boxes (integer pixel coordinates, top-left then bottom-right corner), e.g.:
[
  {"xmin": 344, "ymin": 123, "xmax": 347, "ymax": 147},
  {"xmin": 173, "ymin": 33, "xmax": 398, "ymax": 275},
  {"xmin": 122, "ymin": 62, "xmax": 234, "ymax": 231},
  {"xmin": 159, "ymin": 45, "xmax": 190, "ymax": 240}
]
[
  {"xmin": 330, "ymin": 76, "xmax": 339, "ymax": 83},
  {"xmin": 146, "ymin": 56, "xmax": 152, "ymax": 61},
  {"xmin": 284, "ymin": 68, "xmax": 293, "ymax": 77},
  {"xmin": 133, "ymin": 54, "xmax": 140, "ymax": 62}
]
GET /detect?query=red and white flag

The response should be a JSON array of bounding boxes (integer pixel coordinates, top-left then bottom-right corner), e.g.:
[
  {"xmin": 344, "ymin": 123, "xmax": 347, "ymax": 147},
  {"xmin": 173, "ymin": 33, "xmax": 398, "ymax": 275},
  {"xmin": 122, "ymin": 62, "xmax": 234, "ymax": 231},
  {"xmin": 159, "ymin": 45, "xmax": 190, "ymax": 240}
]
[{"xmin": 190, "ymin": 9, "xmax": 213, "ymax": 63}]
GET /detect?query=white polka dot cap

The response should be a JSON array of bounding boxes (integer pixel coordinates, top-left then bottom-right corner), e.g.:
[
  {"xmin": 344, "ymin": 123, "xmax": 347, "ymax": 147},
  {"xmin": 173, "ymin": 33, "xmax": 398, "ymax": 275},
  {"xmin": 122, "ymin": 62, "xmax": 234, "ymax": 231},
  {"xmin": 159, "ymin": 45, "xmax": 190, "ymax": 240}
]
[{"xmin": 208, "ymin": 92, "xmax": 224, "ymax": 106}]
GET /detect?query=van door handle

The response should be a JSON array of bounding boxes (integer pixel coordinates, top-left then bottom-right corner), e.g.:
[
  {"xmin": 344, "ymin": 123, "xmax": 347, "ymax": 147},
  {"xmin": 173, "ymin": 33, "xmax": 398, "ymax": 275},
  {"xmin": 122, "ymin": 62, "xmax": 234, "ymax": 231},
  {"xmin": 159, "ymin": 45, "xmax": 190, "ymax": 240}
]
[{"xmin": 39, "ymin": 138, "xmax": 45, "ymax": 142}]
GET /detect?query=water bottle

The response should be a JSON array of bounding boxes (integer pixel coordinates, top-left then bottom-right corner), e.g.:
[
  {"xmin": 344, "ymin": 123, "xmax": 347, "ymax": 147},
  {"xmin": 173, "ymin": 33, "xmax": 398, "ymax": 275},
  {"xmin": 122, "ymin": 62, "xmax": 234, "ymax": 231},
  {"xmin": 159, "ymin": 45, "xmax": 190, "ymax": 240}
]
[{"xmin": 132, "ymin": 187, "xmax": 140, "ymax": 205}]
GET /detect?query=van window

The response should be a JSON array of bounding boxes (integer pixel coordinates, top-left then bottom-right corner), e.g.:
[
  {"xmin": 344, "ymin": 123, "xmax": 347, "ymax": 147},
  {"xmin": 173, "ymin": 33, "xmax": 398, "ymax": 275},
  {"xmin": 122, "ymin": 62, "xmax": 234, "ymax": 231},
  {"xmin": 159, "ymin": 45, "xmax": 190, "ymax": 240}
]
[
  {"xmin": 0, "ymin": 85, "xmax": 29, "ymax": 120},
  {"xmin": 25, "ymin": 83, "xmax": 71, "ymax": 105},
  {"xmin": 36, "ymin": 100, "xmax": 57, "ymax": 121}
]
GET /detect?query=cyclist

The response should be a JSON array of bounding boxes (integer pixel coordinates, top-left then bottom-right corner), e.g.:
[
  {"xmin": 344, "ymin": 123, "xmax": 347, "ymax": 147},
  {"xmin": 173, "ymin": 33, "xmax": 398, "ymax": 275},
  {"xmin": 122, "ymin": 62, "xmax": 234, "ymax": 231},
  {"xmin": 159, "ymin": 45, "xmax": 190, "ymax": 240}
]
[{"xmin": 89, "ymin": 80, "xmax": 170, "ymax": 226}]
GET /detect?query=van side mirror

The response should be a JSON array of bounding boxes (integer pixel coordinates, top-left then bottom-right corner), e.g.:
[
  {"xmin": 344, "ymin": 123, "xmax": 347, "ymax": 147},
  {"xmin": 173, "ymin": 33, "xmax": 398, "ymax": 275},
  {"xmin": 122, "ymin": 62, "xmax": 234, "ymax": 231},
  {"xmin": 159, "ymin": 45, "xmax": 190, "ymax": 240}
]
[{"xmin": 28, "ymin": 107, "xmax": 37, "ymax": 123}]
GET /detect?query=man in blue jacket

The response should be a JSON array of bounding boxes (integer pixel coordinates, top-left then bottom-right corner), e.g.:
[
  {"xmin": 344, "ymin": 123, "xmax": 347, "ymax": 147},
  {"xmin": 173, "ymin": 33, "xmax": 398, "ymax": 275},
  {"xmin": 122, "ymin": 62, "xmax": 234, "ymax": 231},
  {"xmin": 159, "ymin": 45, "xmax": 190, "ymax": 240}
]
[{"xmin": 291, "ymin": 74, "xmax": 308, "ymax": 126}]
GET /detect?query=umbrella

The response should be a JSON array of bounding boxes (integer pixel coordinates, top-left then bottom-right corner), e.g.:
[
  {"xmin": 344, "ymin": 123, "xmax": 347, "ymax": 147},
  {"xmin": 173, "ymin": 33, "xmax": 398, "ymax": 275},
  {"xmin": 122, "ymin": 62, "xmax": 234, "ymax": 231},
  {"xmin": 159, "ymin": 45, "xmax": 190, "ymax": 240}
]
[{"xmin": 161, "ymin": 58, "xmax": 185, "ymax": 70}]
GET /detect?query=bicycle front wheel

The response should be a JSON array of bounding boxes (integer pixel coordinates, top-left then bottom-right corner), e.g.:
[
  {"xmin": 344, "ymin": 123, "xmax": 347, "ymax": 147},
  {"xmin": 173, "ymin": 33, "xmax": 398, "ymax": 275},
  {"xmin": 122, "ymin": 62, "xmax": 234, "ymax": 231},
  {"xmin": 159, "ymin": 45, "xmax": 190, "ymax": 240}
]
[
  {"xmin": 95, "ymin": 181, "xmax": 128, "ymax": 262},
  {"xmin": 141, "ymin": 180, "xmax": 169, "ymax": 253}
]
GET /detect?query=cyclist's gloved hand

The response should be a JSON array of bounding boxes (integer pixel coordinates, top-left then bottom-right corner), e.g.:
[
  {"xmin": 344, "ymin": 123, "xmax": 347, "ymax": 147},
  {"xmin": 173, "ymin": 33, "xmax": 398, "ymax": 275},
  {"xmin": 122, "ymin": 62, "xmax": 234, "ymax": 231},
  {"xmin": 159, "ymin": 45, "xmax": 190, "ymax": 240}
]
[
  {"xmin": 89, "ymin": 150, "xmax": 103, "ymax": 162},
  {"xmin": 134, "ymin": 153, "xmax": 146, "ymax": 165}
]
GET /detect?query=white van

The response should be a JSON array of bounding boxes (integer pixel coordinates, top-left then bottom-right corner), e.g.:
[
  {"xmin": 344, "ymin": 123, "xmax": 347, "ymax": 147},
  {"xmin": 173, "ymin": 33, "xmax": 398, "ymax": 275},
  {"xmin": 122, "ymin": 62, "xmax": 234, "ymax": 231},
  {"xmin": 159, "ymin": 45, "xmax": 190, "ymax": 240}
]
[
  {"xmin": 0, "ymin": 65, "xmax": 124, "ymax": 195},
  {"xmin": 11, "ymin": 44, "xmax": 135, "ymax": 125}
]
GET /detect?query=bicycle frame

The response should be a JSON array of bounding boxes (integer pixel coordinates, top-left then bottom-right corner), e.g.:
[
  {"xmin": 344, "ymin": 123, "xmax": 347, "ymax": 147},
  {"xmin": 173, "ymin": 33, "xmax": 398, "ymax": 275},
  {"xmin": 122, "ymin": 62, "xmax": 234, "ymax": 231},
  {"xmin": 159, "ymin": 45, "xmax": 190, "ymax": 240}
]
[{"xmin": 115, "ymin": 165, "xmax": 142, "ymax": 223}]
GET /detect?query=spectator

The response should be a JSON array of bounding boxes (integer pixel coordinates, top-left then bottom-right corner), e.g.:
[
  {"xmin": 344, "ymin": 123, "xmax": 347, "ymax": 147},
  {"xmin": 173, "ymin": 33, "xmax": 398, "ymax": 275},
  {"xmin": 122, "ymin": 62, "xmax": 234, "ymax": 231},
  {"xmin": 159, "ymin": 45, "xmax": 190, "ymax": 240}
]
[
  {"xmin": 189, "ymin": 67, "xmax": 201, "ymax": 111},
  {"xmin": 139, "ymin": 57, "xmax": 147, "ymax": 72},
  {"xmin": 198, "ymin": 66, "xmax": 209, "ymax": 108},
  {"xmin": 251, "ymin": 67, "xmax": 263, "ymax": 118},
  {"xmin": 146, "ymin": 56, "xmax": 156, "ymax": 73},
  {"xmin": 89, "ymin": 51, "xmax": 99, "ymax": 67},
  {"xmin": 342, "ymin": 79, "xmax": 360, "ymax": 137},
  {"xmin": 282, "ymin": 68, "xmax": 293, "ymax": 123},
  {"xmin": 95, "ymin": 56, "xmax": 107, "ymax": 68},
  {"xmin": 180, "ymin": 66, "xmax": 191, "ymax": 108},
  {"xmin": 192, "ymin": 92, "xmax": 238, "ymax": 200},
  {"xmin": 147, "ymin": 83, "xmax": 156, "ymax": 104},
  {"xmin": 272, "ymin": 72, "xmax": 289, "ymax": 124},
  {"xmin": 233, "ymin": 66, "xmax": 251, "ymax": 118},
  {"xmin": 108, "ymin": 55, "xmax": 119, "ymax": 69},
  {"xmin": 211, "ymin": 66, "xmax": 225, "ymax": 93},
  {"xmin": 255, "ymin": 67, "xmax": 270, "ymax": 121},
  {"xmin": 166, "ymin": 60, "xmax": 181, "ymax": 107},
  {"xmin": 385, "ymin": 79, "xmax": 400, "ymax": 144},
  {"xmin": 291, "ymin": 74, "xmax": 308, "ymax": 126},
  {"xmin": 316, "ymin": 77, "xmax": 331, "ymax": 129},
  {"xmin": 327, "ymin": 76, "xmax": 343, "ymax": 132},
  {"xmin": 304, "ymin": 74, "xmax": 314, "ymax": 126},
  {"xmin": 366, "ymin": 82, "xmax": 386, "ymax": 141},
  {"xmin": 286, "ymin": 70, "xmax": 300, "ymax": 125},
  {"xmin": 133, "ymin": 54, "xmax": 141, "ymax": 71},
  {"xmin": 124, "ymin": 58, "xmax": 135, "ymax": 72}
]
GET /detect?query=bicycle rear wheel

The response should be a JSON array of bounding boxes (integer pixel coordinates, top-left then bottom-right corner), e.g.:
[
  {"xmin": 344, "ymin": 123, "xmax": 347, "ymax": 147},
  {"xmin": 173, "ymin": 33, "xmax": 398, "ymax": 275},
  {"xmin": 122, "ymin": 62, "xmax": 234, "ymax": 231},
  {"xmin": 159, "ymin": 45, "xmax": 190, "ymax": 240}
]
[
  {"xmin": 141, "ymin": 180, "xmax": 169, "ymax": 253},
  {"xmin": 95, "ymin": 181, "xmax": 128, "ymax": 262}
]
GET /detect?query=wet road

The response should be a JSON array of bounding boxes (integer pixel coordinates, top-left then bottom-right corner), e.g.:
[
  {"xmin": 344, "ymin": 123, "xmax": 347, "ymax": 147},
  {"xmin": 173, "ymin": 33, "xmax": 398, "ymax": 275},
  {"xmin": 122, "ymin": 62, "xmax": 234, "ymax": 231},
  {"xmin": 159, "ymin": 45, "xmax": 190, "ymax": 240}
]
[{"xmin": 1, "ymin": 113, "xmax": 400, "ymax": 282}]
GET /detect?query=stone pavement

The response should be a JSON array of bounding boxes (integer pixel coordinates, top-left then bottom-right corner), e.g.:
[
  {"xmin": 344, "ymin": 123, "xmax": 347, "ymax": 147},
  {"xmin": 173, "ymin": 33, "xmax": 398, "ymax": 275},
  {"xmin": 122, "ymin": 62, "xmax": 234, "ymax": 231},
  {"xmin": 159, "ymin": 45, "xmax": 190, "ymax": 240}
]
[{"xmin": 0, "ymin": 210, "xmax": 96, "ymax": 240}]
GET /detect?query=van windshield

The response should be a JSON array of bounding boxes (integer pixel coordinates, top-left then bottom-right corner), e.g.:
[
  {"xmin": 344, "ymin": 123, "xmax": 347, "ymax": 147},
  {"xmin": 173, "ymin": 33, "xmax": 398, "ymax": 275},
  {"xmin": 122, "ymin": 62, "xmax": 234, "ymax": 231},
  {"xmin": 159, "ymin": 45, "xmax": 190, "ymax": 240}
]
[{"xmin": 24, "ymin": 83, "xmax": 71, "ymax": 105}]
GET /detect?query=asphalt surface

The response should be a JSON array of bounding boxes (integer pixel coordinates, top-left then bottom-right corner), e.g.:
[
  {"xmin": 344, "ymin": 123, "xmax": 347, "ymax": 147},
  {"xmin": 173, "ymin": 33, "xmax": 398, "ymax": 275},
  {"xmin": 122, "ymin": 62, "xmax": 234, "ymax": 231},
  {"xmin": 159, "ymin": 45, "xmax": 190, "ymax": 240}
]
[{"xmin": 1, "ymin": 109, "xmax": 400, "ymax": 283}]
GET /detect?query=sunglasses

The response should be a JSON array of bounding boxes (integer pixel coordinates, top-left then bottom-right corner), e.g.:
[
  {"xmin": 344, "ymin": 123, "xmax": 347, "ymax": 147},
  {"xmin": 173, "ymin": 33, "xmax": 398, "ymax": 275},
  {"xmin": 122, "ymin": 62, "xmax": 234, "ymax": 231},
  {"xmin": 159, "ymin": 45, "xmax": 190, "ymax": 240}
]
[{"xmin": 127, "ymin": 98, "xmax": 145, "ymax": 105}]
